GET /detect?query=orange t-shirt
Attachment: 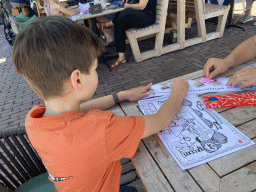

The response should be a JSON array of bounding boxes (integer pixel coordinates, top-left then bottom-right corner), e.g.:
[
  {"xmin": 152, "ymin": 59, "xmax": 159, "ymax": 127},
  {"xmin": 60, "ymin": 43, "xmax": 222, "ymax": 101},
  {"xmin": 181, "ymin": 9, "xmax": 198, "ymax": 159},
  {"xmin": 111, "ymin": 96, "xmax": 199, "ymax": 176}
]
[{"xmin": 25, "ymin": 105, "xmax": 145, "ymax": 192}]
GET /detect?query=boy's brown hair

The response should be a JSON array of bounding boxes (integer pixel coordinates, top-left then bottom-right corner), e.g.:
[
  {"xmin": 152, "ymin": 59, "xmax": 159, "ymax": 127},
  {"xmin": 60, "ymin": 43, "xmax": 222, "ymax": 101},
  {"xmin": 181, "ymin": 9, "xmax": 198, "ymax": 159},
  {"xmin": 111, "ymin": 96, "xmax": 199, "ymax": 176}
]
[{"xmin": 13, "ymin": 16, "xmax": 104, "ymax": 100}]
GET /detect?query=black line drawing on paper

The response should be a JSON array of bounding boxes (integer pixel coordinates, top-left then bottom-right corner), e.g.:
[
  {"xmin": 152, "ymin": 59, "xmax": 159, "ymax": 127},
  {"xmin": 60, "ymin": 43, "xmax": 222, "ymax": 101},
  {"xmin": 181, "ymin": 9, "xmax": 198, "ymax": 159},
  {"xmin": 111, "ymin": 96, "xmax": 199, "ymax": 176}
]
[{"xmin": 168, "ymin": 99, "xmax": 228, "ymax": 158}]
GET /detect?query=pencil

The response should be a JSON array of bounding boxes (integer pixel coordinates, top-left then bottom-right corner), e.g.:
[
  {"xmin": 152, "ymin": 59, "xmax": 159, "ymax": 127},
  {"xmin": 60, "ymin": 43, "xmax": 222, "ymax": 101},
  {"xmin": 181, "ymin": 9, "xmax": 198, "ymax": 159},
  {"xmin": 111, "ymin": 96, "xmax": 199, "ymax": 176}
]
[{"xmin": 153, "ymin": 134, "xmax": 169, "ymax": 157}]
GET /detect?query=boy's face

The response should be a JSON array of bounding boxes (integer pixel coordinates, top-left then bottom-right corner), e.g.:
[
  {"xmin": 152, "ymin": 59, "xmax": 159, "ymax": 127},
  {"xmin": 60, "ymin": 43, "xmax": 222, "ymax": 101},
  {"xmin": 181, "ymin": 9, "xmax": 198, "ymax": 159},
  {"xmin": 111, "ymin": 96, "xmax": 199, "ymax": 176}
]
[{"xmin": 80, "ymin": 59, "xmax": 99, "ymax": 102}]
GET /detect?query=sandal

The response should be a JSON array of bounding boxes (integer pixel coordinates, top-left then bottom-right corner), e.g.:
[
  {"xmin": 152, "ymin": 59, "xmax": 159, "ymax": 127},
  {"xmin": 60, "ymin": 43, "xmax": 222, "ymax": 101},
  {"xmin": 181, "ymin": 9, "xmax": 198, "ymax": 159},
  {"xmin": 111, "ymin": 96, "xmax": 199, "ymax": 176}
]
[
  {"xmin": 96, "ymin": 22, "xmax": 112, "ymax": 29},
  {"xmin": 111, "ymin": 58, "xmax": 126, "ymax": 68}
]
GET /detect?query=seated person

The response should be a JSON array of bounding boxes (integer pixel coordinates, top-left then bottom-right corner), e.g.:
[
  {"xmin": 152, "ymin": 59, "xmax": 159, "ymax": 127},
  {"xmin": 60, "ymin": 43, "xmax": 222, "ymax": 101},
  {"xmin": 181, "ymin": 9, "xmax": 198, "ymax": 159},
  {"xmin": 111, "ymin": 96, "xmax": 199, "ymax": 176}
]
[
  {"xmin": 48, "ymin": 0, "xmax": 80, "ymax": 16},
  {"xmin": 13, "ymin": 16, "xmax": 189, "ymax": 192},
  {"xmin": 204, "ymin": 34, "xmax": 256, "ymax": 89},
  {"xmin": 97, "ymin": 0, "xmax": 156, "ymax": 68}
]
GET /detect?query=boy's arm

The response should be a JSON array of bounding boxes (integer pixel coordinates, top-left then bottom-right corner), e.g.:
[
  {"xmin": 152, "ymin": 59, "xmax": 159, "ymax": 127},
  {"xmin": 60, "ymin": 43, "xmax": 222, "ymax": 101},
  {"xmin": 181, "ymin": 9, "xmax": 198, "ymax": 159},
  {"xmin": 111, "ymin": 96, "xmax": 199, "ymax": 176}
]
[
  {"xmin": 80, "ymin": 83, "xmax": 152, "ymax": 112},
  {"xmin": 141, "ymin": 78, "xmax": 188, "ymax": 139},
  {"xmin": 80, "ymin": 91, "xmax": 128, "ymax": 112}
]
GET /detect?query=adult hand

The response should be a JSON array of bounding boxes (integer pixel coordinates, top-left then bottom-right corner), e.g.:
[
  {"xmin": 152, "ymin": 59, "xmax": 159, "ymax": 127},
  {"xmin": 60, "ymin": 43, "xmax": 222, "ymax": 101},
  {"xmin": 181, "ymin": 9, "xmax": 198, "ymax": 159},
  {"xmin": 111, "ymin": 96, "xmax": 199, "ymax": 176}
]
[
  {"xmin": 171, "ymin": 78, "xmax": 189, "ymax": 94},
  {"xmin": 125, "ymin": 83, "xmax": 152, "ymax": 101},
  {"xmin": 121, "ymin": 0, "xmax": 127, "ymax": 6},
  {"xmin": 203, "ymin": 58, "xmax": 231, "ymax": 79},
  {"xmin": 226, "ymin": 67, "xmax": 256, "ymax": 89},
  {"xmin": 123, "ymin": 2, "xmax": 130, "ymax": 8}
]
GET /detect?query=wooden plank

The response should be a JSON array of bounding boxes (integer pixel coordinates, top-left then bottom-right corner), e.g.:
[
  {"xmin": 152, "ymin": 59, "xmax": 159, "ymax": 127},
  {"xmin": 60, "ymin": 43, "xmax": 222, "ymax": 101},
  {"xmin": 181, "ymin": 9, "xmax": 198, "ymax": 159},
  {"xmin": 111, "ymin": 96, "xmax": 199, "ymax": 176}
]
[
  {"xmin": 220, "ymin": 161, "xmax": 256, "ymax": 192},
  {"xmin": 161, "ymin": 43, "xmax": 181, "ymax": 55},
  {"xmin": 194, "ymin": 0, "xmax": 207, "ymax": 42},
  {"xmin": 74, "ymin": 7, "xmax": 125, "ymax": 21},
  {"xmin": 177, "ymin": 0, "xmax": 185, "ymax": 49},
  {"xmin": 108, "ymin": 105, "xmax": 126, "ymax": 116},
  {"xmin": 143, "ymin": 136, "xmax": 204, "ymax": 192},
  {"xmin": 209, "ymin": 137, "xmax": 256, "ymax": 177},
  {"xmin": 216, "ymin": 9, "xmax": 229, "ymax": 37},
  {"xmin": 206, "ymin": 32, "xmax": 220, "ymax": 41},
  {"xmin": 184, "ymin": 37, "xmax": 203, "ymax": 47},
  {"xmin": 188, "ymin": 164, "xmax": 221, "ymax": 192},
  {"xmin": 132, "ymin": 142, "xmax": 175, "ymax": 192}
]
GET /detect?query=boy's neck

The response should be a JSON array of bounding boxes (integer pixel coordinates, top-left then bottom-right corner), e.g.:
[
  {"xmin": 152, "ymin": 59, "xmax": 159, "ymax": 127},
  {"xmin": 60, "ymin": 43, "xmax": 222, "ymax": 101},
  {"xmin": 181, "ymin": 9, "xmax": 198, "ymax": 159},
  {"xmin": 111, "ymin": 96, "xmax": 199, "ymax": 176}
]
[{"xmin": 43, "ymin": 98, "xmax": 81, "ymax": 117}]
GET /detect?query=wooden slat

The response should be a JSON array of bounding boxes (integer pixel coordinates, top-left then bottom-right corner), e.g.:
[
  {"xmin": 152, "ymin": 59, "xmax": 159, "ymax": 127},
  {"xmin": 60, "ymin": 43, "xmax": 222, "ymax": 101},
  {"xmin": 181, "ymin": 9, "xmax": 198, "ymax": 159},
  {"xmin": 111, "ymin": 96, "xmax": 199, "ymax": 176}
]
[
  {"xmin": 220, "ymin": 161, "xmax": 256, "ymax": 192},
  {"xmin": 132, "ymin": 142, "xmax": 175, "ymax": 192},
  {"xmin": 188, "ymin": 164, "xmax": 220, "ymax": 192},
  {"xmin": 108, "ymin": 105, "xmax": 125, "ymax": 116},
  {"xmin": 184, "ymin": 37, "xmax": 203, "ymax": 47},
  {"xmin": 206, "ymin": 32, "xmax": 220, "ymax": 41},
  {"xmin": 209, "ymin": 137, "xmax": 256, "ymax": 177},
  {"xmin": 177, "ymin": 0, "xmax": 185, "ymax": 49},
  {"xmin": 143, "ymin": 136, "xmax": 203, "ymax": 192}
]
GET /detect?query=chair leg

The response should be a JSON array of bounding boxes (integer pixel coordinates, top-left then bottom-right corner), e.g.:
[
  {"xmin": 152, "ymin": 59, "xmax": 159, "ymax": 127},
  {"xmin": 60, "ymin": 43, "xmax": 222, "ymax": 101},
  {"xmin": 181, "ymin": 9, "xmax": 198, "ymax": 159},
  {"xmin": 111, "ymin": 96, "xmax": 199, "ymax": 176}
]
[
  {"xmin": 217, "ymin": 10, "xmax": 229, "ymax": 38},
  {"xmin": 155, "ymin": 30, "xmax": 165, "ymax": 56},
  {"xmin": 127, "ymin": 33, "xmax": 142, "ymax": 62},
  {"xmin": 194, "ymin": 0, "xmax": 207, "ymax": 42}
]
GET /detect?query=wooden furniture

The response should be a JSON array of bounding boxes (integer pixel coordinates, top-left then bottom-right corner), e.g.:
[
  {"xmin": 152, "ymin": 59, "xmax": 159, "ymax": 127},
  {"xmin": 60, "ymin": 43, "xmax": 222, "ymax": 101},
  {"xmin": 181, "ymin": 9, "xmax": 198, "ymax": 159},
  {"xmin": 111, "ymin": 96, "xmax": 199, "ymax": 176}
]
[
  {"xmin": 119, "ymin": 62, "xmax": 256, "ymax": 192},
  {"xmin": 125, "ymin": 0, "xmax": 169, "ymax": 62},
  {"xmin": 72, "ymin": 5, "xmax": 124, "ymax": 21},
  {"xmin": 164, "ymin": 0, "xmax": 230, "ymax": 53},
  {"xmin": 35, "ymin": 0, "xmax": 46, "ymax": 17}
]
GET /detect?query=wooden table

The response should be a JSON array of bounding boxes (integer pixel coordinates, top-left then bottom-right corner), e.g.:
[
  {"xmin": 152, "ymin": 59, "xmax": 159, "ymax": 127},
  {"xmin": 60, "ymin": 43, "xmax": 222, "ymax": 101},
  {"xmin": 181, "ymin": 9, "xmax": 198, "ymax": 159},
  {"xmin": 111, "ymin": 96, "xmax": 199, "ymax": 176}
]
[
  {"xmin": 109, "ymin": 62, "xmax": 256, "ymax": 192},
  {"xmin": 72, "ymin": 4, "xmax": 124, "ymax": 21}
]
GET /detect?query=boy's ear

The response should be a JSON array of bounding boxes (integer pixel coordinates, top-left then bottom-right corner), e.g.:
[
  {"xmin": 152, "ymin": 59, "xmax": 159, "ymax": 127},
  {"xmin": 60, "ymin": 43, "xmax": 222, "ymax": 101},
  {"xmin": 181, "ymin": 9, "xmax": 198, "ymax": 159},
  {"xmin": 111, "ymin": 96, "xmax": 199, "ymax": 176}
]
[{"xmin": 70, "ymin": 69, "xmax": 83, "ymax": 91}]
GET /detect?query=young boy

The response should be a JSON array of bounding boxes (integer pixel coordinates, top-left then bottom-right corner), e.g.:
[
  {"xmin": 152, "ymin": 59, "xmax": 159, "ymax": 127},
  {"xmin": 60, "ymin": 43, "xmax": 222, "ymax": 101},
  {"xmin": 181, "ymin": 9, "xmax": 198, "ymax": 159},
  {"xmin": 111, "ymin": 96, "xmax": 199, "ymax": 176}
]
[{"xmin": 13, "ymin": 16, "xmax": 189, "ymax": 192}]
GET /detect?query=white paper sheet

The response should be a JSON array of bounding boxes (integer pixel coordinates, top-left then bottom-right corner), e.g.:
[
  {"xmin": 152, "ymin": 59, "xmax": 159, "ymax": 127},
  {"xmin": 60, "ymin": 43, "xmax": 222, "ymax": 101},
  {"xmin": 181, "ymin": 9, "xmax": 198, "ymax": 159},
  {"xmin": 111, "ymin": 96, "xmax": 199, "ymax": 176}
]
[
  {"xmin": 138, "ymin": 93, "xmax": 255, "ymax": 170},
  {"xmin": 165, "ymin": 77, "xmax": 256, "ymax": 95}
]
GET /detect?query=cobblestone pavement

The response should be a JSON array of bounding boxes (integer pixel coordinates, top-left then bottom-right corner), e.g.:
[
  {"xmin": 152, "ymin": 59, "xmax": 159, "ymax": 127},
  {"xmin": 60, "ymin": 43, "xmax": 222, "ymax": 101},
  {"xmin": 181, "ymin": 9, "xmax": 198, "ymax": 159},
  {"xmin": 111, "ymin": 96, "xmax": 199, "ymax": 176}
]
[{"xmin": 0, "ymin": 14, "xmax": 256, "ymax": 190}]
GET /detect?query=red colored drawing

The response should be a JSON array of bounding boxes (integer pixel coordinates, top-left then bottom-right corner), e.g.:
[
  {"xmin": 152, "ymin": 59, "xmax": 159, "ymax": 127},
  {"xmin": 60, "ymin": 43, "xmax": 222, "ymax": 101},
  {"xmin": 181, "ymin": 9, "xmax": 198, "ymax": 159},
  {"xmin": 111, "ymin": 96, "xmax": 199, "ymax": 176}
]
[{"xmin": 238, "ymin": 140, "xmax": 242, "ymax": 143}]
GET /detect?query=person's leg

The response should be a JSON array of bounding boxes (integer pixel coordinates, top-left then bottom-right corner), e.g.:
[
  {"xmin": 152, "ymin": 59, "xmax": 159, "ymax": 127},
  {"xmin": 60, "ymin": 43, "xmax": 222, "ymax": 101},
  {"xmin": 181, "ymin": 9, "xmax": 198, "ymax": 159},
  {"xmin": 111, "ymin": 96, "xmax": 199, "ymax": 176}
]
[
  {"xmin": 242, "ymin": 0, "xmax": 254, "ymax": 23},
  {"xmin": 111, "ymin": 8, "xmax": 155, "ymax": 67}
]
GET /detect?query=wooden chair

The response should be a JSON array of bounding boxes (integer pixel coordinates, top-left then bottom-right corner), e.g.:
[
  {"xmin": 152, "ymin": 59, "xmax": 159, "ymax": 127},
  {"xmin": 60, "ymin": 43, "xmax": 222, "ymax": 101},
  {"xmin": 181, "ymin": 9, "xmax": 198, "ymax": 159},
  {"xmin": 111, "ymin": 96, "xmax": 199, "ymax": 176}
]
[
  {"xmin": 168, "ymin": 0, "xmax": 229, "ymax": 47},
  {"xmin": 193, "ymin": 0, "xmax": 230, "ymax": 42},
  {"xmin": 35, "ymin": 0, "xmax": 46, "ymax": 17},
  {"xmin": 0, "ymin": 127, "xmax": 57, "ymax": 191},
  {"xmin": 125, "ymin": 0, "xmax": 169, "ymax": 62}
]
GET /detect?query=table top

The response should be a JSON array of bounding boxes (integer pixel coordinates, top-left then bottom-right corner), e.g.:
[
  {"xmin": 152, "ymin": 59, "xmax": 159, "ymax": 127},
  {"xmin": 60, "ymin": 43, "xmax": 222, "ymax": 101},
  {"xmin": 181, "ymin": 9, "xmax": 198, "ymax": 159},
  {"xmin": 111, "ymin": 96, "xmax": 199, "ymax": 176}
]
[
  {"xmin": 109, "ymin": 62, "xmax": 256, "ymax": 192},
  {"xmin": 72, "ymin": 4, "xmax": 124, "ymax": 21}
]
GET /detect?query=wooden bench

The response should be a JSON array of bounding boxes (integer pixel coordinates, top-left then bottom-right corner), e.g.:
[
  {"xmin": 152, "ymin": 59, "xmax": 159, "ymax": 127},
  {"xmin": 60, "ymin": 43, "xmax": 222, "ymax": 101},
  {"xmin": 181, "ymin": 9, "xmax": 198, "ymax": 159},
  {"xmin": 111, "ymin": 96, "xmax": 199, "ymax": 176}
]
[{"xmin": 125, "ymin": 0, "xmax": 169, "ymax": 63}]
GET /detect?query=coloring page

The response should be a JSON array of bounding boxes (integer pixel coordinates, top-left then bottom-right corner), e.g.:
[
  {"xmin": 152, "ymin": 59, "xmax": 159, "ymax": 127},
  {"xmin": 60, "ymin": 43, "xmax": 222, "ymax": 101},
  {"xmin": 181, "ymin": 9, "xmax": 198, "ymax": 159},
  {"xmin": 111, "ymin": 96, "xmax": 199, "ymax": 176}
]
[
  {"xmin": 138, "ymin": 93, "xmax": 254, "ymax": 170},
  {"xmin": 165, "ymin": 77, "xmax": 256, "ymax": 95}
]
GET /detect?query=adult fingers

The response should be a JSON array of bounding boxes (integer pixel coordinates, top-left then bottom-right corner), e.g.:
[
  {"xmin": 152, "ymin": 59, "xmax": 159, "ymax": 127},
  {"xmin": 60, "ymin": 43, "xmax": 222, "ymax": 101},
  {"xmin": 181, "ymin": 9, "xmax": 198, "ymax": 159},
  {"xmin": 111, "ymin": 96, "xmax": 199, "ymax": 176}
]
[
  {"xmin": 227, "ymin": 74, "xmax": 243, "ymax": 87},
  {"xmin": 208, "ymin": 67, "xmax": 221, "ymax": 79},
  {"xmin": 204, "ymin": 63, "xmax": 214, "ymax": 77},
  {"xmin": 240, "ymin": 80, "xmax": 251, "ymax": 89}
]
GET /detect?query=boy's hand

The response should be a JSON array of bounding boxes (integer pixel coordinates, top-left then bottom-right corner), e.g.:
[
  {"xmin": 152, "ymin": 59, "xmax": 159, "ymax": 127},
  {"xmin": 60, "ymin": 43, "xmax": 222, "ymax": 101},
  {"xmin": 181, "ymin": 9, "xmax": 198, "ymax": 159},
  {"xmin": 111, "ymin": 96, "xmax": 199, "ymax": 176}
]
[
  {"xmin": 203, "ymin": 58, "xmax": 231, "ymax": 79},
  {"xmin": 171, "ymin": 78, "xmax": 189, "ymax": 94},
  {"xmin": 125, "ymin": 83, "xmax": 152, "ymax": 101}
]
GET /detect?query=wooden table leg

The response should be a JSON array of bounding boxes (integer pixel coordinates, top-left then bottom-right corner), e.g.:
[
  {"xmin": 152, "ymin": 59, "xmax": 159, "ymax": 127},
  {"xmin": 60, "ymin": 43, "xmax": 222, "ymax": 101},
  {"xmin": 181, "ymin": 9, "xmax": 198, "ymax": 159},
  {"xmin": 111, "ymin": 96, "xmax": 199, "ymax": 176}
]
[{"xmin": 177, "ymin": 0, "xmax": 185, "ymax": 49}]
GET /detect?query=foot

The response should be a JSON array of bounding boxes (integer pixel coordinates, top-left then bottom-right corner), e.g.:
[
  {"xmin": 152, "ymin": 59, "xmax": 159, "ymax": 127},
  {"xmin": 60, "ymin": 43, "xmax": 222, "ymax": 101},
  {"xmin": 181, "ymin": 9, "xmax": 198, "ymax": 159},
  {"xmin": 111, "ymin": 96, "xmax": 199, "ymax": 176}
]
[
  {"xmin": 241, "ymin": 16, "xmax": 253, "ymax": 23},
  {"xmin": 111, "ymin": 58, "xmax": 126, "ymax": 68}
]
